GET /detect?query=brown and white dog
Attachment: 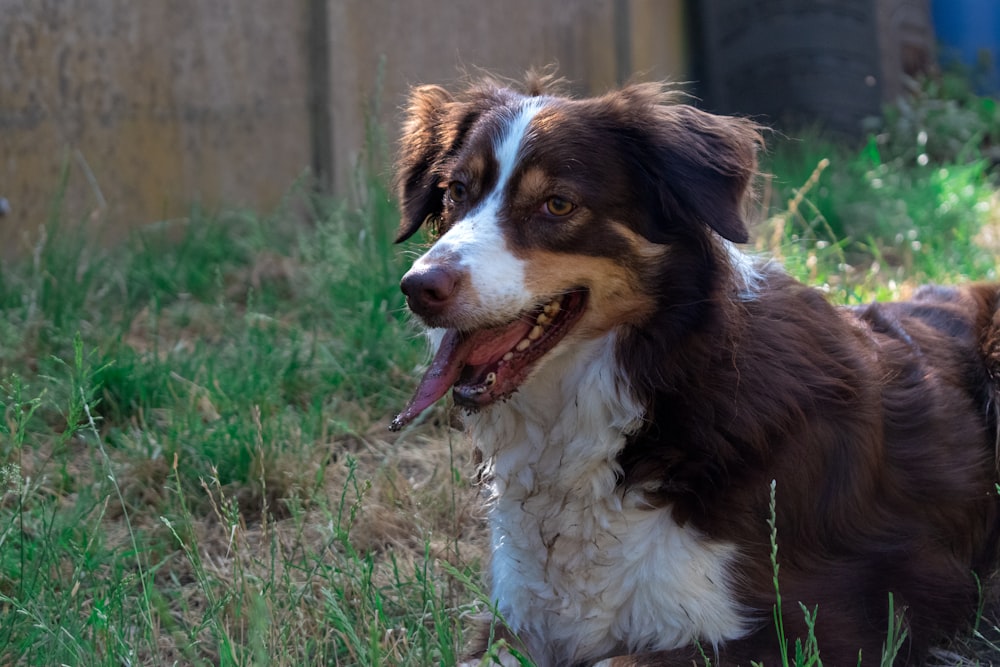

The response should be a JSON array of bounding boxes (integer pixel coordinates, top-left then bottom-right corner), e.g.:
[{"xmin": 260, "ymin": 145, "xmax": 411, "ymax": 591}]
[{"xmin": 389, "ymin": 75, "xmax": 1000, "ymax": 666}]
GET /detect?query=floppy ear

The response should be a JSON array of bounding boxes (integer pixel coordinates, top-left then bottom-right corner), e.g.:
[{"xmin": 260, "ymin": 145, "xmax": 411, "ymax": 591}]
[
  {"xmin": 394, "ymin": 81, "xmax": 514, "ymax": 242},
  {"xmin": 655, "ymin": 104, "xmax": 762, "ymax": 243},
  {"xmin": 394, "ymin": 85, "xmax": 456, "ymax": 243},
  {"xmin": 622, "ymin": 86, "xmax": 762, "ymax": 244}
]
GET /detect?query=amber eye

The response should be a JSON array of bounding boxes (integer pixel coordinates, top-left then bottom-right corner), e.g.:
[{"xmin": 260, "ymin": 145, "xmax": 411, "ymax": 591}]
[
  {"xmin": 447, "ymin": 181, "xmax": 468, "ymax": 203},
  {"xmin": 543, "ymin": 196, "xmax": 575, "ymax": 217}
]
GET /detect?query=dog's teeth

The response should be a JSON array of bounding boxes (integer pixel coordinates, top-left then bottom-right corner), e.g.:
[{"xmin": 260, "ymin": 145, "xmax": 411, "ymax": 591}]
[
  {"xmin": 515, "ymin": 338, "xmax": 531, "ymax": 352},
  {"xmin": 528, "ymin": 325, "xmax": 544, "ymax": 341},
  {"xmin": 485, "ymin": 372, "xmax": 497, "ymax": 386},
  {"xmin": 502, "ymin": 352, "xmax": 514, "ymax": 362},
  {"xmin": 544, "ymin": 300, "xmax": 561, "ymax": 316},
  {"xmin": 536, "ymin": 312, "xmax": 551, "ymax": 326}
]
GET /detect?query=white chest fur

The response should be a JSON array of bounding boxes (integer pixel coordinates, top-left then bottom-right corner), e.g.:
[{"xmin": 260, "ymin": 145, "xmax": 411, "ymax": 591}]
[{"xmin": 467, "ymin": 335, "xmax": 749, "ymax": 667}]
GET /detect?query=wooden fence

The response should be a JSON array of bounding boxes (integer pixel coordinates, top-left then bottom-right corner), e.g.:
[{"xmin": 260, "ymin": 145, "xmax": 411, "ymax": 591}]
[{"xmin": 0, "ymin": 0, "xmax": 686, "ymax": 259}]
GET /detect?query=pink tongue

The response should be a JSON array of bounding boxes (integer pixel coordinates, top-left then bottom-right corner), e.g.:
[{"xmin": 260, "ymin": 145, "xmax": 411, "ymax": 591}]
[
  {"xmin": 466, "ymin": 319, "xmax": 531, "ymax": 365},
  {"xmin": 390, "ymin": 319, "xmax": 532, "ymax": 431},
  {"xmin": 390, "ymin": 330, "xmax": 465, "ymax": 431}
]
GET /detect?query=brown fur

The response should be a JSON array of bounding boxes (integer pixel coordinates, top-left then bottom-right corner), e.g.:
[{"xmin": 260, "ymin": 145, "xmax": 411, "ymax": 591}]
[
  {"xmin": 394, "ymin": 76, "xmax": 1000, "ymax": 666},
  {"xmin": 614, "ymin": 272, "xmax": 1000, "ymax": 665}
]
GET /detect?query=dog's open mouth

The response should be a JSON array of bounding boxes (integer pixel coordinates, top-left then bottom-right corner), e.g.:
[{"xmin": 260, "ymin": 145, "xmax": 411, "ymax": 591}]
[{"xmin": 390, "ymin": 289, "xmax": 588, "ymax": 430}]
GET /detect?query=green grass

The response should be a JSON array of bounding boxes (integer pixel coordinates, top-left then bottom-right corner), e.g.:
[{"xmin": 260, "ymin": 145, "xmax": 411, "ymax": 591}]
[
  {"xmin": 0, "ymin": 171, "xmax": 479, "ymax": 665},
  {"xmin": 0, "ymin": 75, "xmax": 998, "ymax": 665},
  {"xmin": 759, "ymin": 74, "xmax": 999, "ymax": 298}
]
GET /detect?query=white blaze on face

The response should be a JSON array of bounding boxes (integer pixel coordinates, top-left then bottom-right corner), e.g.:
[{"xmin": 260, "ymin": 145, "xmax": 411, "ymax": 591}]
[{"xmin": 411, "ymin": 98, "xmax": 548, "ymax": 319}]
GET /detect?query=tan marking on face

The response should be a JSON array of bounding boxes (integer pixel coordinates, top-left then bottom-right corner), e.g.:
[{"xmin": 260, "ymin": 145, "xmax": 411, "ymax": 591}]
[
  {"xmin": 611, "ymin": 222, "xmax": 672, "ymax": 262},
  {"xmin": 519, "ymin": 222, "xmax": 668, "ymax": 335},
  {"xmin": 464, "ymin": 152, "xmax": 489, "ymax": 197},
  {"xmin": 517, "ymin": 166, "xmax": 551, "ymax": 203},
  {"xmin": 521, "ymin": 256, "xmax": 654, "ymax": 335}
]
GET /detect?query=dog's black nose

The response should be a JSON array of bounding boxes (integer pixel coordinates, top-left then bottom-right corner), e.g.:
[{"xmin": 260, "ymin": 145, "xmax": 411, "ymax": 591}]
[{"xmin": 400, "ymin": 265, "xmax": 459, "ymax": 319}]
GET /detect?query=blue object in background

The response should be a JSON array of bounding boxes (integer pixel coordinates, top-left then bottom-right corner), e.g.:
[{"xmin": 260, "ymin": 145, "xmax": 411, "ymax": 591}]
[{"xmin": 930, "ymin": 0, "xmax": 1000, "ymax": 94}]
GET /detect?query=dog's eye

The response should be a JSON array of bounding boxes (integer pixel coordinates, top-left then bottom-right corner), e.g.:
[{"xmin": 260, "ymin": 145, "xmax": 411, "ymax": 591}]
[
  {"xmin": 543, "ymin": 196, "xmax": 575, "ymax": 217},
  {"xmin": 447, "ymin": 181, "xmax": 468, "ymax": 204}
]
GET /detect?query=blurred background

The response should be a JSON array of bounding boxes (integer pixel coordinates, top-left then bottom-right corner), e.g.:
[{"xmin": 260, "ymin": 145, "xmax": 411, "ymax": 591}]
[{"xmin": 0, "ymin": 0, "xmax": 997, "ymax": 260}]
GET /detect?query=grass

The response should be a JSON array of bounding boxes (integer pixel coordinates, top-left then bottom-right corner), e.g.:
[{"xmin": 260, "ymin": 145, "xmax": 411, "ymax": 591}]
[
  {"xmin": 0, "ymin": 75, "xmax": 998, "ymax": 665},
  {"xmin": 0, "ymin": 170, "xmax": 482, "ymax": 665}
]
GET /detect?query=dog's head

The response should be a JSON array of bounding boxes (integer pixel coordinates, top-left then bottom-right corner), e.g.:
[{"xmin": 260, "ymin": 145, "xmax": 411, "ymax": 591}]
[{"xmin": 390, "ymin": 77, "xmax": 762, "ymax": 430}]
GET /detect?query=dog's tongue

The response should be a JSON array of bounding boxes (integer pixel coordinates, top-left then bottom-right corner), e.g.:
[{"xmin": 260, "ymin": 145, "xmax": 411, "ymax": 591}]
[
  {"xmin": 390, "ymin": 320, "xmax": 530, "ymax": 431},
  {"xmin": 390, "ymin": 331, "xmax": 464, "ymax": 431}
]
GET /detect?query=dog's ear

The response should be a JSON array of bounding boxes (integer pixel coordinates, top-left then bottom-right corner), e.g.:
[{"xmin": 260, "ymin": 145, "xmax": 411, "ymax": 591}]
[
  {"xmin": 622, "ymin": 86, "xmax": 763, "ymax": 244},
  {"xmin": 655, "ymin": 104, "xmax": 762, "ymax": 244},
  {"xmin": 395, "ymin": 82, "xmax": 513, "ymax": 242},
  {"xmin": 394, "ymin": 85, "xmax": 456, "ymax": 243}
]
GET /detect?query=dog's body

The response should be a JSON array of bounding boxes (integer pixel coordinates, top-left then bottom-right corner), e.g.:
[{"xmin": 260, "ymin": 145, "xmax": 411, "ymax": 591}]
[{"xmin": 390, "ymin": 76, "xmax": 1000, "ymax": 666}]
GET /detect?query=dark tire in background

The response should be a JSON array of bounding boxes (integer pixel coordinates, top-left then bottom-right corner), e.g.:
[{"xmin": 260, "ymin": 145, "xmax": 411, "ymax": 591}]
[{"xmin": 694, "ymin": 0, "xmax": 888, "ymax": 136}]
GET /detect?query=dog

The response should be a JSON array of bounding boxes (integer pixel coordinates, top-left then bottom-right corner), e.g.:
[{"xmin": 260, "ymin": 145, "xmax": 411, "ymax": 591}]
[{"xmin": 389, "ymin": 75, "xmax": 1000, "ymax": 666}]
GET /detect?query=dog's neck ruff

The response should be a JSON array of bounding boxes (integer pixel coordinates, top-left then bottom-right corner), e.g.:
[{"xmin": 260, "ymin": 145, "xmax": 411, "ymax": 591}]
[{"xmin": 466, "ymin": 333, "xmax": 750, "ymax": 666}]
